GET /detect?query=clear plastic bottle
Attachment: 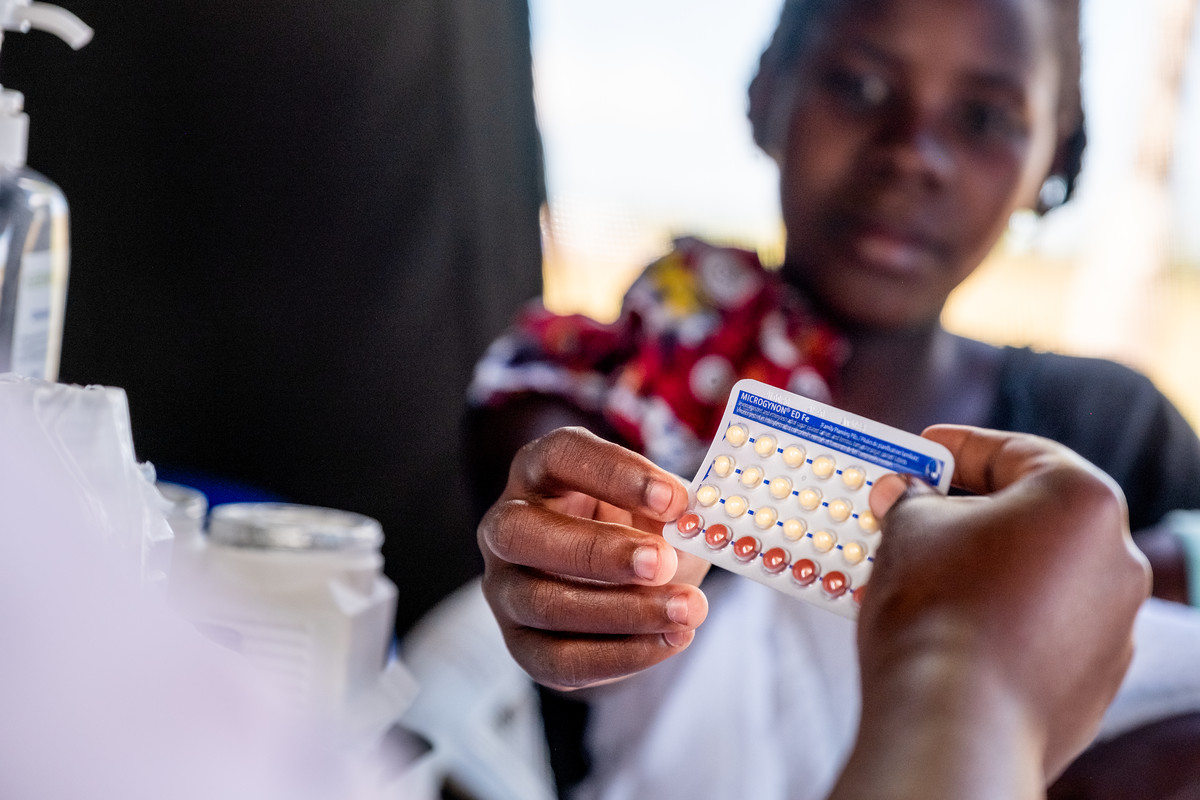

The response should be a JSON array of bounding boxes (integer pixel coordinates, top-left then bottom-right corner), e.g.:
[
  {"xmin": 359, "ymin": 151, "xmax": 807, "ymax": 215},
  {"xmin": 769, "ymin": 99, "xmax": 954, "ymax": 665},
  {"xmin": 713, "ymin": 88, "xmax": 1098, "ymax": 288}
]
[
  {"xmin": 0, "ymin": 135, "xmax": 71, "ymax": 379},
  {"xmin": 0, "ymin": 1, "xmax": 91, "ymax": 380}
]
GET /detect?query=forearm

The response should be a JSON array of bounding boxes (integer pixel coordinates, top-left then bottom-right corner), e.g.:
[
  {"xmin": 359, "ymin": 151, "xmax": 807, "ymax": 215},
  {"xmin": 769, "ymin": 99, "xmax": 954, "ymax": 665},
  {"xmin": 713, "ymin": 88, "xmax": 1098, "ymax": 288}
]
[{"xmin": 829, "ymin": 647, "xmax": 1044, "ymax": 800}]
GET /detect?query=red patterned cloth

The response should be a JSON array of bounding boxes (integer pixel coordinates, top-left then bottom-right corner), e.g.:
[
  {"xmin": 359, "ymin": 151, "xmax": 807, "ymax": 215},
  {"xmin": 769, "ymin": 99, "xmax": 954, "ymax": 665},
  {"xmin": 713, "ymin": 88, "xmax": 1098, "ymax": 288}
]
[{"xmin": 469, "ymin": 237, "xmax": 847, "ymax": 475}]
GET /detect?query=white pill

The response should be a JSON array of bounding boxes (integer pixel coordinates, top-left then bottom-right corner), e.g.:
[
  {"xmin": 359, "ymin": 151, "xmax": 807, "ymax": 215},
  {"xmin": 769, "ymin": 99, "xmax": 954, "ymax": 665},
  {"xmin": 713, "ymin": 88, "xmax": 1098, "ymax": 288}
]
[
  {"xmin": 828, "ymin": 498, "xmax": 853, "ymax": 523},
  {"xmin": 753, "ymin": 506, "xmax": 779, "ymax": 530},
  {"xmin": 857, "ymin": 509, "xmax": 879, "ymax": 533},
  {"xmin": 841, "ymin": 466, "xmax": 867, "ymax": 491},
  {"xmin": 798, "ymin": 488, "xmax": 822, "ymax": 511},
  {"xmin": 725, "ymin": 424, "xmax": 749, "ymax": 447},
  {"xmin": 725, "ymin": 495, "xmax": 749, "ymax": 518},
  {"xmin": 811, "ymin": 530, "xmax": 837, "ymax": 553},
  {"xmin": 740, "ymin": 465, "xmax": 765, "ymax": 489},
  {"xmin": 842, "ymin": 541, "xmax": 867, "ymax": 564},
  {"xmin": 696, "ymin": 484, "xmax": 721, "ymax": 507},
  {"xmin": 781, "ymin": 445, "xmax": 807, "ymax": 469},
  {"xmin": 753, "ymin": 434, "xmax": 778, "ymax": 459},
  {"xmin": 768, "ymin": 476, "xmax": 793, "ymax": 500},
  {"xmin": 712, "ymin": 454, "xmax": 736, "ymax": 478},
  {"xmin": 811, "ymin": 455, "xmax": 836, "ymax": 480},
  {"xmin": 782, "ymin": 518, "xmax": 807, "ymax": 541}
]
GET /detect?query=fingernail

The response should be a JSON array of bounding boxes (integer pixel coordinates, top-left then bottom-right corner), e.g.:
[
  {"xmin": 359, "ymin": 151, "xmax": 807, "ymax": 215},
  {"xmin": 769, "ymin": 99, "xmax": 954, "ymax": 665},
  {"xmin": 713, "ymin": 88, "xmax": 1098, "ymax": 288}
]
[
  {"xmin": 870, "ymin": 473, "xmax": 909, "ymax": 517},
  {"xmin": 666, "ymin": 594, "xmax": 690, "ymax": 625},
  {"xmin": 634, "ymin": 546, "xmax": 660, "ymax": 580},
  {"xmin": 646, "ymin": 480, "xmax": 674, "ymax": 515},
  {"xmin": 663, "ymin": 630, "xmax": 692, "ymax": 648}
]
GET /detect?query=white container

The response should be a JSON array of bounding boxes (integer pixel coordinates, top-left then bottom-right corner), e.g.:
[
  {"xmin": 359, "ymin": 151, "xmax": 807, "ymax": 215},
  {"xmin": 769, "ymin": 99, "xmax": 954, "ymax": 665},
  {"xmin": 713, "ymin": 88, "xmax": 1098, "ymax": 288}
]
[{"xmin": 171, "ymin": 502, "xmax": 399, "ymax": 717}]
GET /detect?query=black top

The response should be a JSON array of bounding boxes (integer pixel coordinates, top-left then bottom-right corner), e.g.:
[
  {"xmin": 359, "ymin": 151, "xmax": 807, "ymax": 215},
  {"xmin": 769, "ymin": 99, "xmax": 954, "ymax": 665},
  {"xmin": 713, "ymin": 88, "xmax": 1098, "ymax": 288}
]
[{"xmin": 987, "ymin": 346, "xmax": 1200, "ymax": 532}]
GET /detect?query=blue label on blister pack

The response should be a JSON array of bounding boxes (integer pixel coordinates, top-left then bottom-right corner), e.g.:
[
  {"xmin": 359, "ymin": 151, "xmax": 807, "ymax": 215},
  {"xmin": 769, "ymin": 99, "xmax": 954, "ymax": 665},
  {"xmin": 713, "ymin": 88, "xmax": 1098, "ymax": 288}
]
[{"xmin": 733, "ymin": 390, "xmax": 946, "ymax": 483}]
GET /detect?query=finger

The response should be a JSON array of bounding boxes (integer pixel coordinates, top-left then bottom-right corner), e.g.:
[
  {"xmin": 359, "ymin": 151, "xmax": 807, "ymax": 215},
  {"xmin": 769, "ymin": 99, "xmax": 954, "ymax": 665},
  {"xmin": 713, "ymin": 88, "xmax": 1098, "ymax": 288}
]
[
  {"xmin": 505, "ymin": 626, "xmax": 697, "ymax": 691},
  {"xmin": 923, "ymin": 425, "xmax": 1147, "ymax": 596},
  {"xmin": 921, "ymin": 424, "xmax": 1088, "ymax": 496},
  {"xmin": 488, "ymin": 567, "xmax": 708, "ymax": 634},
  {"xmin": 510, "ymin": 427, "xmax": 689, "ymax": 521},
  {"xmin": 922, "ymin": 425, "xmax": 1135, "ymax": 546},
  {"xmin": 480, "ymin": 499, "xmax": 679, "ymax": 585},
  {"xmin": 868, "ymin": 473, "xmax": 933, "ymax": 518}
]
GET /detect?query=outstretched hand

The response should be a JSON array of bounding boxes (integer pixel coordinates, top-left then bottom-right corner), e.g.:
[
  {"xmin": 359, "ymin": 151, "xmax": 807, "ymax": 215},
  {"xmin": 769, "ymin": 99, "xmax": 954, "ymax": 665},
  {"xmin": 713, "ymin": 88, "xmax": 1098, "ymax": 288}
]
[
  {"xmin": 836, "ymin": 425, "xmax": 1152, "ymax": 798},
  {"xmin": 477, "ymin": 427, "xmax": 710, "ymax": 691}
]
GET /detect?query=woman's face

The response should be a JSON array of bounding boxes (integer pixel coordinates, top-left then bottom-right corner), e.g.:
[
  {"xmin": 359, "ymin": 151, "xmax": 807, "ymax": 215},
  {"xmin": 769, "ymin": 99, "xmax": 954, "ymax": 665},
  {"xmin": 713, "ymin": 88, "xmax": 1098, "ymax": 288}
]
[{"xmin": 777, "ymin": 0, "xmax": 1062, "ymax": 331}]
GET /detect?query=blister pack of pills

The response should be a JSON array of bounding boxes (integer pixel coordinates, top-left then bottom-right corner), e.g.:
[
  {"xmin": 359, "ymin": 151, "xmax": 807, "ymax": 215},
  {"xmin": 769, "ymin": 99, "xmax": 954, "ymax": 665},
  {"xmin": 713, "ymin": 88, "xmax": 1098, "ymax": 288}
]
[{"xmin": 663, "ymin": 379, "xmax": 954, "ymax": 618}]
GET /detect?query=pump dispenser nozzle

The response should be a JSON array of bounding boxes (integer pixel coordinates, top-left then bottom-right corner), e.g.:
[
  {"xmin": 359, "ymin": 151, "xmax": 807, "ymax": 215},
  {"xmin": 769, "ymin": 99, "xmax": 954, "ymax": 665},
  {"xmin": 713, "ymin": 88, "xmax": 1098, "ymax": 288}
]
[
  {"xmin": 1, "ymin": 1, "xmax": 92, "ymax": 50},
  {"xmin": 0, "ymin": 2, "xmax": 91, "ymax": 168}
]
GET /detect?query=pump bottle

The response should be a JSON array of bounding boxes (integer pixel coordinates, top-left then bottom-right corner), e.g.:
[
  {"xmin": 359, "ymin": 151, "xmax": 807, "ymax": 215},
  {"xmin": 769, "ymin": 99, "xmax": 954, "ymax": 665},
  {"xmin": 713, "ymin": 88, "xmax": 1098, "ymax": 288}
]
[{"xmin": 0, "ymin": 0, "xmax": 90, "ymax": 380}]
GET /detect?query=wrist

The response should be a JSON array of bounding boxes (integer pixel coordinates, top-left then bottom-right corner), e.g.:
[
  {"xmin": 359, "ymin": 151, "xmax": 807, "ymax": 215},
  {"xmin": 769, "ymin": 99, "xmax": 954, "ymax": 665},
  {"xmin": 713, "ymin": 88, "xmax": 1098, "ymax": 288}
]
[{"xmin": 837, "ymin": 622, "xmax": 1045, "ymax": 800}]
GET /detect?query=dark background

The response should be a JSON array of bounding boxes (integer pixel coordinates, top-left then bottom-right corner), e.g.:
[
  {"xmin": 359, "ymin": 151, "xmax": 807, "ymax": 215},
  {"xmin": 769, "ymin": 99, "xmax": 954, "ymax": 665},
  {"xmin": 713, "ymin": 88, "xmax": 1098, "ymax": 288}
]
[{"xmin": 3, "ymin": 0, "xmax": 544, "ymax": 633}]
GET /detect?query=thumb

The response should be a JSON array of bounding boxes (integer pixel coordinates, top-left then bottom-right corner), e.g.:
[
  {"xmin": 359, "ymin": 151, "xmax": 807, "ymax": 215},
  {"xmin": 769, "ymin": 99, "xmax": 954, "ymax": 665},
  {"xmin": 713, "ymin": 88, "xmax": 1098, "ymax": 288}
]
[{"xmin": 869, "ymin": 473, "xmax": 937, "ymax": 519}]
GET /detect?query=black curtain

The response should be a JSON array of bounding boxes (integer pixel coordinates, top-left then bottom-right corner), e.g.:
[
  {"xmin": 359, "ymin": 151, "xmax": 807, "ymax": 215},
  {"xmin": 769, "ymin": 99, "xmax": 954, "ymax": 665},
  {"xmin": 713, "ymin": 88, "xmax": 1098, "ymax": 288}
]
[{"xmin": 3, "ymin": 0, "xmax": 544, "ymax": 633}]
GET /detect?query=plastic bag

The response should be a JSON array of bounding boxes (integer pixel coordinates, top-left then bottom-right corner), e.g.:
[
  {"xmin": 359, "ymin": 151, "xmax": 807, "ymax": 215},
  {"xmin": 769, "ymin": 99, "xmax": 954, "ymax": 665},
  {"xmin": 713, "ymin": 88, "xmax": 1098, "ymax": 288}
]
[{"xmin": 0, "ymin": 372, "xmax": 172, "ymax": 581}]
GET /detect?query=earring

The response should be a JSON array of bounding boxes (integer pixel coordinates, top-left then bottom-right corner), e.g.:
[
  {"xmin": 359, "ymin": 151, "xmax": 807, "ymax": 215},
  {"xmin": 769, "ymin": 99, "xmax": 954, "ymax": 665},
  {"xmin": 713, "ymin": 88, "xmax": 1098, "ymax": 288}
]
[{"xmin": 1038, "ymin": 174, "xmax": 1070, "ymax": 212}]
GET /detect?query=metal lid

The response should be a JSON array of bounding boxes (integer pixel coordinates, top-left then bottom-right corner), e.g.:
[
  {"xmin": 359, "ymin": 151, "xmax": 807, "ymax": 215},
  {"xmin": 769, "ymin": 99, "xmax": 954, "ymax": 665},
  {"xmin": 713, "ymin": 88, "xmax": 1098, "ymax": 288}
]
[
  {"xmin": 208, "ymin": 502, "xmax": 384, "ymax": 552},
  {"xmin": 156, "ymin": 481, "xmax": 209, "ymax": 522}
]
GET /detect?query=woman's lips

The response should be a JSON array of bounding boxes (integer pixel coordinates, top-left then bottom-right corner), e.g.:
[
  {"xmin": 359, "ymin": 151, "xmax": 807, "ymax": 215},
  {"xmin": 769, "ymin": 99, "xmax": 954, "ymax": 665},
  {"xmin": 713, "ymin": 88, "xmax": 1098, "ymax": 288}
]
[{"xmin": 848, "ymin": 223, "xmax": 941, "ymax": 277}]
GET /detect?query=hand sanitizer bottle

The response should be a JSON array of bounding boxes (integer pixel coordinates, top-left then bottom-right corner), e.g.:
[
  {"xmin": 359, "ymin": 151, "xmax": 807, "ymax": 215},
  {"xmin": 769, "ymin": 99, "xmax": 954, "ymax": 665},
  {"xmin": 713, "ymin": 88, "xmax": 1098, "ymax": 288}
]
[{"xmin": 0, "ymin": 1, "xmax": 90, "ymax": 380}]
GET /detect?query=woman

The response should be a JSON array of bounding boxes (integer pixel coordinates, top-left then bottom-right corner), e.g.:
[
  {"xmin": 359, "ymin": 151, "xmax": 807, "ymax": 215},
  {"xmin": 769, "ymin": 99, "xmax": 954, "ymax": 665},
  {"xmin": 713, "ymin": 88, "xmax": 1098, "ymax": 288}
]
[{"xmin": 468, "ymin": 0, "xmax": 1200, "ymax": 796}]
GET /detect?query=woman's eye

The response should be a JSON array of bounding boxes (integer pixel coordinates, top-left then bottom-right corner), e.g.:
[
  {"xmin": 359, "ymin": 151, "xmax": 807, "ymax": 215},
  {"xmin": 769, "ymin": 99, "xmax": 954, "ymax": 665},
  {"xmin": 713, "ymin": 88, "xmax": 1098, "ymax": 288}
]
[
  {"xmin": 826, "ymin": 69, "xmax": 890, "ymax": 111},
  {"xmin": 959, "ymin": 101, "xmax": 1024, "ymax": 141}
]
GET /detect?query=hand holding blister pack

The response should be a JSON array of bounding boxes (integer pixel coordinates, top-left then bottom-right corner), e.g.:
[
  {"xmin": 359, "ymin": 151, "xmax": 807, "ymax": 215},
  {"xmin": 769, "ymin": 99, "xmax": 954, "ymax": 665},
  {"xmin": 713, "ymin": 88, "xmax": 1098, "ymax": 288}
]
[{"xmin": 664, "ymin": 379, "xmax": 954, "ymax": 618}]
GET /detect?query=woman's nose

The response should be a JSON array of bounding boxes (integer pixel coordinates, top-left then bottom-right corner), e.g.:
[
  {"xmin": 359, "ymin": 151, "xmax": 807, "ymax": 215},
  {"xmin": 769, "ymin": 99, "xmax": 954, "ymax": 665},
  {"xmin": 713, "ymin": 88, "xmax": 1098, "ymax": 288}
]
[{"xmin": 870, "ymin": 105, "xmax": 956, "ymax": 188}]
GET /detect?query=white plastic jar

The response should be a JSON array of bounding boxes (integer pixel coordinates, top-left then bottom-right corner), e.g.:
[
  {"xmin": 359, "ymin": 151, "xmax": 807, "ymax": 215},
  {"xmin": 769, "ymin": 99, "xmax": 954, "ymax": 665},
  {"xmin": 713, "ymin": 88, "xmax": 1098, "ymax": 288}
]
[{"xmin": 172, "ymin": 502, "xmax": 399, "ymax": 715}]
